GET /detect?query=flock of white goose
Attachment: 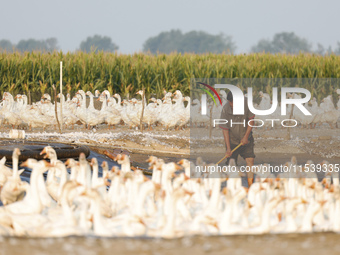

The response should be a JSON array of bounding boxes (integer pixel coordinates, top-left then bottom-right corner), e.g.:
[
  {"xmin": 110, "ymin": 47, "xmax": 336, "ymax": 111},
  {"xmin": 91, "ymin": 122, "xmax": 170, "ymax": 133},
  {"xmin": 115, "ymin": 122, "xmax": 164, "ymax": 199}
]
[
  {"xmin": 0, "ymin": 89, "xmax": 190, "ymax": 131},
  {"xmin": 1, "ymin": 88, "xmax": 339, "ymax": 132},
  {"xmin": 0, "ymin": 147, "xmax": 339, "ymax": 238}
]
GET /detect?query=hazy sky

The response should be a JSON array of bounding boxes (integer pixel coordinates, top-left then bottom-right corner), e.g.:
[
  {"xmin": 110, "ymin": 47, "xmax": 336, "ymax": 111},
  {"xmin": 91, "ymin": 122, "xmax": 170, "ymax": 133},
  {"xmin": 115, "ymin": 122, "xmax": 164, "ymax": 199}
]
[{"xmin": 1, "ymin": 0, "xmax": 339, "ymax": 54}]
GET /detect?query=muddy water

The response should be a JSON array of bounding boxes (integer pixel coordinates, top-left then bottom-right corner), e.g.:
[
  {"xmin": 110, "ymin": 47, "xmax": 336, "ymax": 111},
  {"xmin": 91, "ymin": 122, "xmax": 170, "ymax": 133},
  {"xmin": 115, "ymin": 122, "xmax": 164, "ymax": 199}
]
[{"xmin": 1, "ymin": 233, "xmax": 340, "ymax": 255}]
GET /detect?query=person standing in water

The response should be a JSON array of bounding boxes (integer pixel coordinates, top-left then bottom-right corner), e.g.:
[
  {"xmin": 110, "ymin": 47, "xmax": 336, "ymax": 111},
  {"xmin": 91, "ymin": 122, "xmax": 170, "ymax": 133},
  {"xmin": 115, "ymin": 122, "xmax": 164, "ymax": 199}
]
[{"xmin": 219, "ymin": 91, "xmax": 255, "ymax": 186}]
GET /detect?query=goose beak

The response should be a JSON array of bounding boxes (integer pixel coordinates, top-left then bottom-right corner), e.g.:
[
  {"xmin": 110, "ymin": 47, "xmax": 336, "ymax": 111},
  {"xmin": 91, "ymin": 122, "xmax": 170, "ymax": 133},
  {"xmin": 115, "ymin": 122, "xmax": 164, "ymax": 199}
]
[
  {"xmin": 146, "ymin": 157, "xmax": 154, "ymax": 163},
  {"xmin": 175, "ymin": 164, "xmax": 182, "ymax": 170},
  {"xmin": 138, "ymin": 218, "xmax": 146, "ymax": 226},
  {"xmin": 143, "ymin": 175, "xmax": 149, "ymax": 182},
  {"xmin": 301, "ymin": 198, "xmax": 308, "ymax": 204},
  {"xmin": 40, "ymin": 148, "xmax": 47, "ymax": 156},
  {"xmin": 20, "ymin": 160, "xmax": 29, "ymax": 167},
  {"xmin": 319, "ymin": 200, "xmax": 327, "ymax": 206},
  {"xmin": 43, "ymin": 160, "xmax": 53, "ymax": 168},
  {"xmin": 280, "ymin": 196, "xmax": 287, "ymax": 202},
  {"xmin": 210, "ymin": 221, "xmax": 219, "ymax": 230},
  {"xmin": 80, "ymin": 190, "xmax": 87, "ymax": 196},
  {"xmin": 65, "ymin": 159, "xmax": 71, "ymax": 167},
  {"xmin": 184, "ymin": 189, "xmax": 194, "ymax": 196}
]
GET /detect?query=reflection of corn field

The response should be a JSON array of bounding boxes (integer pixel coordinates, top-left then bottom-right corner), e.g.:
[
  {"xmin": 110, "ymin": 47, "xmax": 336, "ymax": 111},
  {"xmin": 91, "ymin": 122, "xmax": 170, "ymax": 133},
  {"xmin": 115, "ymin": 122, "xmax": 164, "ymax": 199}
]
[{"xmin": 0, "ymin": 52, "xmax": 340, "ymax": 100}]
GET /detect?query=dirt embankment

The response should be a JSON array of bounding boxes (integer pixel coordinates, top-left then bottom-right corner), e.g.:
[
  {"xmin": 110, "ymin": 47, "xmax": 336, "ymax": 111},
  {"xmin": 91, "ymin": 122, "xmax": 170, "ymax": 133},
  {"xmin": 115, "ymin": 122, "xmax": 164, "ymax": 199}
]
[{"xmin": 0, "ymin": 124, "xmax": 339, "ymax": 165}]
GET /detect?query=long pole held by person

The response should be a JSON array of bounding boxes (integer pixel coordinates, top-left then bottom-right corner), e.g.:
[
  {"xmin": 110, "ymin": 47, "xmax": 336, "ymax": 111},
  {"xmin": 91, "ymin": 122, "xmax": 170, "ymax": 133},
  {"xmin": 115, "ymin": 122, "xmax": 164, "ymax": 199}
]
[{"xmin": 216, "ymin": 143, "xmax": 242, "ymax": 165}]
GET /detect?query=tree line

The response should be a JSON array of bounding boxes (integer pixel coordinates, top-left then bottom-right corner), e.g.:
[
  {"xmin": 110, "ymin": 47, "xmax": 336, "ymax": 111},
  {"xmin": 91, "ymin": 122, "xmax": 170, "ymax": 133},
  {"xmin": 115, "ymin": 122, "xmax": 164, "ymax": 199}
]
[{"xmin": 1, "ymin": 31, "xmax": 340, "ymax": 55}]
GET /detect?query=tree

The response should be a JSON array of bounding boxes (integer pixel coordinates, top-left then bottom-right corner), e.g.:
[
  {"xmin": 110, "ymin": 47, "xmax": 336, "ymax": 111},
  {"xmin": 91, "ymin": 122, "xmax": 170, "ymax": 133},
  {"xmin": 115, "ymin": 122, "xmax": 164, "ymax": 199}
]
[
  {"xmin": 313, "ymin": 42, "xmax": 340, "ymax": 55},
  {"xmin": 314, "ymin": 43, "xmax": 325, "ymax": 55},
  {"xmin": 334, "ymin": 42, "xmax": 340, "ymax": 55},
  {"xmin": 45, "ymin": 38, "xmax": 59, "ymax": 51},
  {"xmin": 143, "ymin": 29, "xmax": 236, "ymax": 54},
  {"xmin": 0, "ymin": 39, "xmax": 15, "ymax": 52},
  {"xmin": 16, "ymin": 38, "xmax": 59, "ymax": 52},
  {"xmin": 79, "ymin": 35, "xmax": 119, "ymax": 53},
  {"xmin": 250, "ymin": 39, "xmax": 274, "ymax": 53},
  {"xmin": 251, "ymin": 32, "xmax": 312, "ymax": 54}
]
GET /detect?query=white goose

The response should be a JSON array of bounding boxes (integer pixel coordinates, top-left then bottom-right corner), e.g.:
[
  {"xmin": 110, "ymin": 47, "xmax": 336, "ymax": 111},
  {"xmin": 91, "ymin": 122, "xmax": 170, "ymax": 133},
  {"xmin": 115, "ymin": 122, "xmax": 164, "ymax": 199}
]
[
  {"xmin": 2, "ymin": 92, "xmax": 23, "ymax": 128},
  {"xmin": 1, "ymin": 159, "xmax": 50, "ymax": 214},
  {"xmin": 0, "ymin": 149, "xmax": 26, "ymax": 205},
  {"xmin": 75, "ymin": 90, "xmax": 104, "ymax": 129},
  {"xmin": 98, "ymin": 94, "xmax": 121, "ymax": 128}
]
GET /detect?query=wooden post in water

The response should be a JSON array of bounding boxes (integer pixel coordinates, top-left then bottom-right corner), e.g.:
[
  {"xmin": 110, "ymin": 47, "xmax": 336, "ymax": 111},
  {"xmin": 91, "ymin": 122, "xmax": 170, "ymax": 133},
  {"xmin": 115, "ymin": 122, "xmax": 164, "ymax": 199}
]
[
  {"xmin": 28, "ymin": 90, "xmax": 31, "ymax": 105},
  {"xmin": 140, "ymin": 87, "xmax": 145, "ymax": 132},
  {"xmin": 52, "ymin": 84, "xmax": 61, "ymax": 134}
]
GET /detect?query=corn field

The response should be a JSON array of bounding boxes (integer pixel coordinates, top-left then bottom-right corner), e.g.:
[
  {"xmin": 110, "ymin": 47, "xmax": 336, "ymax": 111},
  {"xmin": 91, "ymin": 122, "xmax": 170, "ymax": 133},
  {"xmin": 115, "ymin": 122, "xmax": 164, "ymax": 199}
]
[{"xmin": 0, "ymin": 51, "xmax": 340, "ymax": 101}]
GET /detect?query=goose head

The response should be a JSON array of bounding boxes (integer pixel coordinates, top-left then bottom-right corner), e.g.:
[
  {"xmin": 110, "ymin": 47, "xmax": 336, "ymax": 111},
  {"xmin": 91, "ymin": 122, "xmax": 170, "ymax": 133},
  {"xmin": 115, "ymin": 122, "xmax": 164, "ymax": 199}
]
[
  {"xmin": 90, "ymin": 158, "xmax": 99, "ymax": 175},
  {"xmin": 14, "ymin": 94, "xmax": 22, "ymax": 100},
  {"xmin": 65, "ymin": 158, "xmax": 79, "ymax": 168},
  {"xmin": 101, "ymin": 161, "xmax": 108, "ymax": 173},
  {"xmin": 79, "ymin": 153, "xmax": 88, "ymax": 165},
  {"xmin": 13, "ymin": 148, "xmax": 21, "ymax": 160},
  {"xmin": 114, "ymin": 154, "xmax": 130, "ymax": 165},
  {"xmin": 40, "ymin": 146, "xmax": 58, "ymax": 163},
  {"xmin": 177, "ymin": 159, "xmax": 190, "ymax": 167},
  {"xmin": 95, "ymin": 90, "xmax": 100, "ymax": 97},
  {"xmin": 136, "ymin": 90, "xmax": 143, "ymax": 96},
  {"xmin": 21, "ymin": 159, "xmax": 51, "ymax": 173},
  {"xmin": 146, "ymin": 156, "xmax": 158, "ymax": 165},
  {"xmin": 42, "ymin": 93, "xmax": 51, "ymax": 102},
  {"xmin": 101, "ymin": 90, "xmax": 111, "ymax": 98},
  {"xmin": 86, "ymin": 91, "xmax": 93, "ymax": 97},
  {"xmin": 156, "ymin": 99, "xmax": 163, "ymax": 105}
]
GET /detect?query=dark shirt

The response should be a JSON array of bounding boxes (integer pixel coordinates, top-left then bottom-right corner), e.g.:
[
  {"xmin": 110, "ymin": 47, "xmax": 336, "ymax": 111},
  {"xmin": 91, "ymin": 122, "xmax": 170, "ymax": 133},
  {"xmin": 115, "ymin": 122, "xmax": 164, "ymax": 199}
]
[{"xmin": 219, "ymin": 100, "xmax": 255, "ymax": 144}]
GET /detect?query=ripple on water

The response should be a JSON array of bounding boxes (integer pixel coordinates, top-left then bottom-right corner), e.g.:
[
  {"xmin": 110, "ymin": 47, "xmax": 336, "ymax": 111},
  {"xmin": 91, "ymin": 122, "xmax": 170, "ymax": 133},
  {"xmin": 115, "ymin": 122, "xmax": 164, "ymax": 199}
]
[{"xmin": 1, "ymin": 234, "xmax": 340, "ymax": 255}]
